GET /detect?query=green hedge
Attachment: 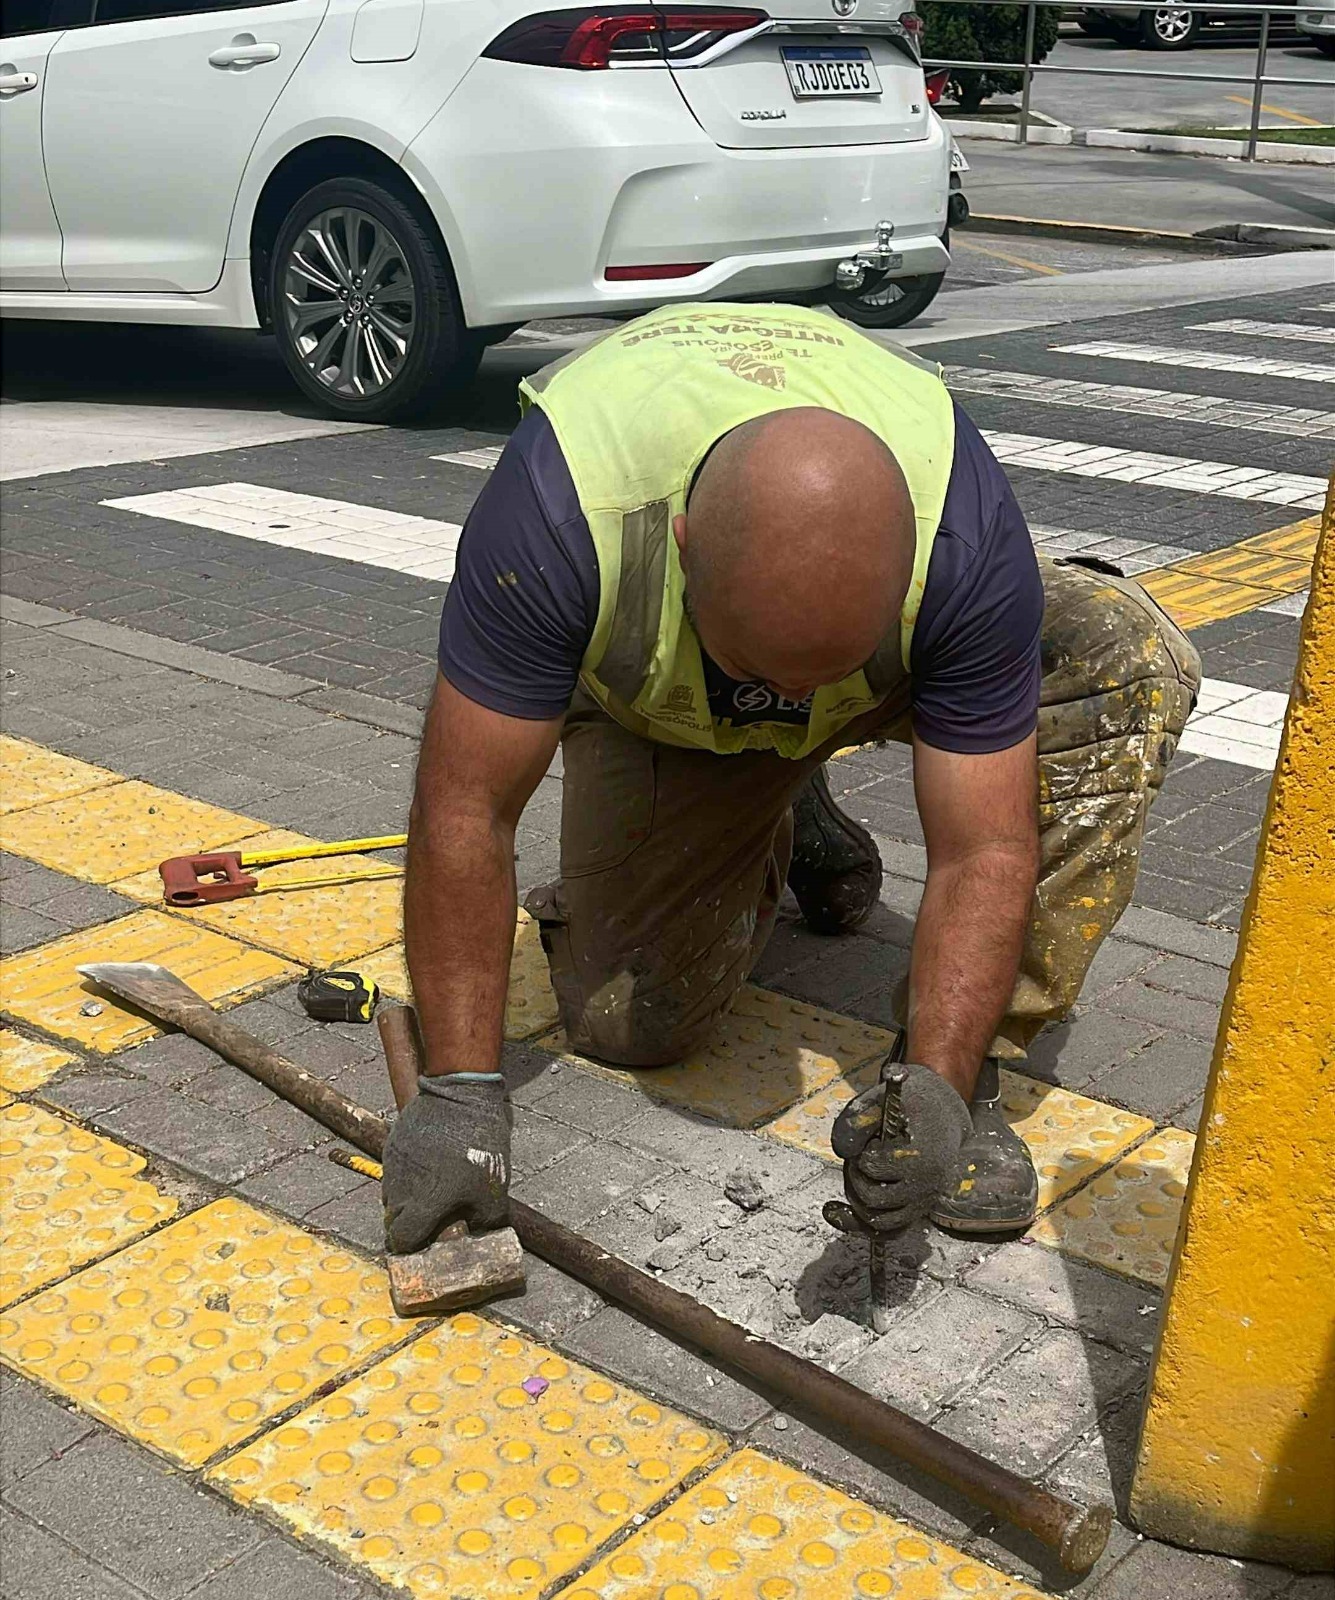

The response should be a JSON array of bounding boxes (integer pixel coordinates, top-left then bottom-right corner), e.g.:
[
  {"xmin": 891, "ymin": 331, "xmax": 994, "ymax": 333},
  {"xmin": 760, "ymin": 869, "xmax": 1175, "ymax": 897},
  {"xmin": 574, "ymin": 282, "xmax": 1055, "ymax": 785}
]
[{"xmin": 921, "ymin": 2, "xmax": 1060, "ymax": 112}]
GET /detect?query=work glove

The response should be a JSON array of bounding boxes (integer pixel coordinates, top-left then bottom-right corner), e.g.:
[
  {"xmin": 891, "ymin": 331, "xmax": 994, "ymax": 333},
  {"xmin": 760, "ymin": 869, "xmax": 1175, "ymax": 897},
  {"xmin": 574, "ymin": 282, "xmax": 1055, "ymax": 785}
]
[
  {"xmin": 381, "ymin": 1073, "xmax": 511, "ymax": 1255},
  {"xmin": 828, "ymin": 1059, "xmax": 972, "ymax": 1234}
]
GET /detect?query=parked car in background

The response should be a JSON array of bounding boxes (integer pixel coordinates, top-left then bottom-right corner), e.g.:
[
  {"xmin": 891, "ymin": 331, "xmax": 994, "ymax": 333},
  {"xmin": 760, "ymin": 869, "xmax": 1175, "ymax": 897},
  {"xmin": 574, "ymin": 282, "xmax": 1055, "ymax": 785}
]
[
  {"xmin": 0, "ymin": 0, "xmax": 951, "ymax": 420},
  {"xmin": 1296, "ymin": 7, "xmax": 1335, "ymax": 52},
  {"xmin": 1077, "ymin": 3, "xmax": 1302, "ymax": 49}
]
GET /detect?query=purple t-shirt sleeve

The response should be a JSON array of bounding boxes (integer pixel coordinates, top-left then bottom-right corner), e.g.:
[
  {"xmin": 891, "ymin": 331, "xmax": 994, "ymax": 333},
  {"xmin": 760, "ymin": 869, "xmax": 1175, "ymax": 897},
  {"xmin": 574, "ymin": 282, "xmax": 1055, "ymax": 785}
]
[
  {"xmin": 908, "ymin": 404, "xmax": 1043, "ymax": 754},
  {"xmin": 437, "ymin": 407, "xmax": 598, "ymax": 720}
]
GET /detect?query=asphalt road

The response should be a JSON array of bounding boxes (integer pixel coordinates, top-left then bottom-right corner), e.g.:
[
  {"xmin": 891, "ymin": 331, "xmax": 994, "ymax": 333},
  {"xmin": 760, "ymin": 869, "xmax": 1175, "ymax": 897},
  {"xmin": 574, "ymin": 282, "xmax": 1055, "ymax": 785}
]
[{"xmin": 941, "ymin": 26, "xmax": 1335, "ymax": 131}]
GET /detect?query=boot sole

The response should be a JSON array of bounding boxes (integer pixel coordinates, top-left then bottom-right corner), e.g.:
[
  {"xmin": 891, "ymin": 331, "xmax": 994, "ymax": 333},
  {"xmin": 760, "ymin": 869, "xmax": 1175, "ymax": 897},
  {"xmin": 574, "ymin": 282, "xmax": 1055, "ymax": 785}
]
[{"xmin": 928, "ymin": 1206, "xmax": 1038, "ymax": 1236}]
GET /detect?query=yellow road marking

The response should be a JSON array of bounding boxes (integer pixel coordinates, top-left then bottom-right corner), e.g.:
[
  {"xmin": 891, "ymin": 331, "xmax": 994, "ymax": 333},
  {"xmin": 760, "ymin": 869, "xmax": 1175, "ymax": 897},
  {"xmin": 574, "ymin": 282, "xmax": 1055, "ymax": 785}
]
[
  {"xmin": 541, "ymin": 986, "xmax": 897, "ymax": 1128},
  {"xmin": 952, "ymin": 238, "xmax": 1063, "ymax": 276},
  {"xmin": 0, "ymin": 1197, "xmax": 409, "ymax": 1467},
  {"xmin": 1030, "ymin": 1128, "xmax": 1195, "ymax": 1286},
  {"xmin": 558, "ymin": 1447, "xmax": 1054, "ymax": 1599},
  {"xmin": 212, "ymin": 1314, "xmax": 726, "ymax": 1600},
  {"xmin": 1139, "ymin": 513, "xmax": 1320, "ymax": 629},
  {"xmin": 1224, "ymin": 93, "xmax": 1324, "ymax": 127},
  {"xmin": 0, "ymin": 1100, "xmax": 178, "ymax": 1307},
  {"xmin": 0, "ymin": 909, "xmax": 296, "ymax": 1053}
]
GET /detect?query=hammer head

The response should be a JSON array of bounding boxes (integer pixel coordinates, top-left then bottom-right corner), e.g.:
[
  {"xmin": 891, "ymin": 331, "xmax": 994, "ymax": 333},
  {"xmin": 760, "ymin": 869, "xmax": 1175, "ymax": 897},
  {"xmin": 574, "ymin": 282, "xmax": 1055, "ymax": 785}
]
[{"xmin": 387, "ymin": 1223, "xmax": 525, "ymax": 1318}]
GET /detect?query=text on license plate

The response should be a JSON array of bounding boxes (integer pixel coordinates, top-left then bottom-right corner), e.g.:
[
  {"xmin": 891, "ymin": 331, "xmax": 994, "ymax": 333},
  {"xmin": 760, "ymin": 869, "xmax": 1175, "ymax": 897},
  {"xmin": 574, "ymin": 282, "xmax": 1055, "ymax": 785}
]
[{"xmin": 782, "ymin": 46, "xmax": 881, "ymax": 99}]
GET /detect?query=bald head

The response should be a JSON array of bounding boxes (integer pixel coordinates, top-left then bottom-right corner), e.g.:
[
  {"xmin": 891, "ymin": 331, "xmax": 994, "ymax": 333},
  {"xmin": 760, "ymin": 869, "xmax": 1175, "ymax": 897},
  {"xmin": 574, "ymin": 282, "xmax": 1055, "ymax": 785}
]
[{"xmin": 674, "ymin": 408, "xmax": 915, "ymax": 701}]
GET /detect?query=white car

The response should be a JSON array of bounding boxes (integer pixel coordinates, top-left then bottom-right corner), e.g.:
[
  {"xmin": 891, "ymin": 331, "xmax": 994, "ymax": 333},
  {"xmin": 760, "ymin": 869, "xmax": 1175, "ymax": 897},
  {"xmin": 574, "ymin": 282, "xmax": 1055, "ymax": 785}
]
[
  {"xmin": 1, "ymin": 0, "xmax": 950, "ymax": 419},
  {"xmin": 1297, "ymin": 8, "xmax": 1335, "ymax": 53}
]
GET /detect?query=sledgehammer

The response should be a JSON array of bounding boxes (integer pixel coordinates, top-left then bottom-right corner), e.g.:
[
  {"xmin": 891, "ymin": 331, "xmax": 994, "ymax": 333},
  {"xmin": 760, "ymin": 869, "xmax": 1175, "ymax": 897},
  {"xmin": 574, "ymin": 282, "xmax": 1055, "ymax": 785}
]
[{"xmin": 75, "ymin": 964, "xmax": 524, "ymax": 1318}]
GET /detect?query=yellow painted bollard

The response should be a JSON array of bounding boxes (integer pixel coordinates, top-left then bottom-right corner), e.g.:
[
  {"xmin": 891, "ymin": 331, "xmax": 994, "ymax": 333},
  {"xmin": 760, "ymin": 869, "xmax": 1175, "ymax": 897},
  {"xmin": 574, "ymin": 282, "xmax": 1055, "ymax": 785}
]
[{"xmin": 1130, "ymin": 475, "xmax": 1335, "ymax": 1570}]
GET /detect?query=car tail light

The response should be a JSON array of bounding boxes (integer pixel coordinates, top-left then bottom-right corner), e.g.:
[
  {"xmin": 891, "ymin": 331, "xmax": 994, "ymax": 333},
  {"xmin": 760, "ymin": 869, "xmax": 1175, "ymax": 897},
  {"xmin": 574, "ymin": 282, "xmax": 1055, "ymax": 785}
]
[
  {"xmin": 605, "ymin": 262, "xmax": 711, "ymax": 280},
  {"xmin": 484, "ymin": 5, "xmax": 767, "ymax": 69},
  {"xmin": 925, "ymin": 66, "xmax": 949, "ymax": 104}
]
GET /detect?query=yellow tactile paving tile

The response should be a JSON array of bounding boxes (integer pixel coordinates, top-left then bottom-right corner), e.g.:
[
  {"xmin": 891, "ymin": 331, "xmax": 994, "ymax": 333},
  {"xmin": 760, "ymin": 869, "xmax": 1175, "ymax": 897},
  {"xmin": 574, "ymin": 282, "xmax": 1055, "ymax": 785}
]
[
  {"xmin": 115, "ymin": 829, "xmax": 405, "ymax": 968},
  {"xmin": 0, "ymin": 779, "xmax": 259, "ymax": 885},
  {"xmin": 0, "ymin": 1028, "xmax": 75, "ymax": 1093},
  {"xmin": 0, "ymin": 1100, "xmax": 178, "ymax": 1307},
  {"xmin": 764, "ymin": 1068, "xmax": 1151, "ymax": 1213},
  {"xmin": 0, "ymin": 736, "xmax": 121, "ymax": 816},
  {"xmin": 1030, "ymin": 1127, "xmax": 1195, "ymax": 1286},
  {"xmin": 1140, "ymin": 513, "xmax": 1320, "ymax": 629},
  {"xmin": 541, "ymin": 987, "xmax": 897, "ymax": 1129},
  {"xmin": 997, "ymin": 1072, "xmax": 1154, "ymax": 1211},
  {"xmin": 1245, "ymin": 513, "xmax": 1320, "ymax": 563},
  {"xmin": 556, "ymin": 1447, "xmax": 1052, "ymax": 1600},
  {"xmin": 358, "ymin": 912, "xmax": 559, "ymax": 1041},
  {"xmin": 211, "ymin": 1314, "xmax": 725, "ymax": 1599},
  {"xmin": 0, "ymin": 1198, "xmax": 408, "ymax": 1467},
  {"xmin": 0, "ymin": 909, "xmax": 297, "ymax": 1053},
  {"xmin": 1139, "ymin": 569, "xmax": 1274, "ymax": 630}
]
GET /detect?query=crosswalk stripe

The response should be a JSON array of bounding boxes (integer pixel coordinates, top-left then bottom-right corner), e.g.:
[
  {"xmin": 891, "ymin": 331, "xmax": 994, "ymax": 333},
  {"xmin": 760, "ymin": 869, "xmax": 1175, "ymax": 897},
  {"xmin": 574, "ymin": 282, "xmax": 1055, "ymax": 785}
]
[
  {"xmin": 1180, "ymin": 678, "xmax": 1288, "ymax": 770},
  {"xmin": 102, "ymin": 485, "xmax": 463, "ymax": 583},
  {"xmin": 434, "ymin": 446, "xmax": 505, "ymax": 471},
  {"xmin": 1190, "ymin": 318, "xmax": 1335, "ymax": 346},
  {"xmin": 1052, "ymin": 341, "xmax": 1335, "ymax": 385},
  {"xmin": 978, "ymin": 430, "xmax": 1325, "ymax": 510},
  {"xmin": 946, "ymin": 366, "xmax": 1335, "ymax": 440}
]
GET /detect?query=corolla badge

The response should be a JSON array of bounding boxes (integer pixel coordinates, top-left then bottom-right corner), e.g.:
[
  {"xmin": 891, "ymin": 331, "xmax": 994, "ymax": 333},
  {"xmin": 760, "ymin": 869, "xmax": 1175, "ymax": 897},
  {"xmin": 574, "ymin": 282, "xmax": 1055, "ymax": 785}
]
[{"xmin": 832, "ymin": 0, "xmax": 857, "ymax": 14}]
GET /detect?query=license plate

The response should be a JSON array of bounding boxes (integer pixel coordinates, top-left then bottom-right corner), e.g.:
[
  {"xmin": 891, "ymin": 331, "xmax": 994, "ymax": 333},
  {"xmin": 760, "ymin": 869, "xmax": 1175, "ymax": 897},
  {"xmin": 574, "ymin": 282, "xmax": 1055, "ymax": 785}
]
[
  {"xmin": 781, "ymin": 45, "xmax": 881, "ymax": 100},
  {"xmin": 950, "ymin": 145, "xmax": 969, "ymax": 172}
]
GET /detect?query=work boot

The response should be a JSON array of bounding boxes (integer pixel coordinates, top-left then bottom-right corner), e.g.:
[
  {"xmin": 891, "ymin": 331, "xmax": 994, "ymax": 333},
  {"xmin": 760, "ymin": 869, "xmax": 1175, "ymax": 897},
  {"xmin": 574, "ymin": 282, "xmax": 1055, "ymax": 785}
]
[
  {"xmin": 787, "ymin": 765, "xmax": 883, "ymax": 935},
  {"xmin": 929, "ymin": 1059, "xmax": 1038, "ymax": 1235}
]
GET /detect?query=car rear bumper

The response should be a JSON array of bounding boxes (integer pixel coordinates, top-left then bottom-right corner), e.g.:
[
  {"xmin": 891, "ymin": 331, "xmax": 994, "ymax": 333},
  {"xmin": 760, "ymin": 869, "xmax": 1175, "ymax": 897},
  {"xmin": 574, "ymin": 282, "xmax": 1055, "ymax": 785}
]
[{"xmin": 404, "ymin": 60, "xmax": 950, "ymax": 325}]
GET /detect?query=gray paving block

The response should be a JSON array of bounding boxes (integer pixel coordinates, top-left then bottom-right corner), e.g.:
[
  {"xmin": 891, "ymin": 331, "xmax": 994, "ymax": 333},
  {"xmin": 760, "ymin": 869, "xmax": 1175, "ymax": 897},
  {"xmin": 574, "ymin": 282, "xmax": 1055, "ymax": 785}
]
[
  {"xmin": 1025, "ymin": 1010, "xmax": 1162, "ymax": 1092},
  {"xmin": 115, "ymin": 1033, "xmax": 230, "ymax": 1088},
  {"xmin": 510, "ymin": 1107, "xmax": 589, "ymax": 1180},
  {"xmin": 581, "ymin": 1172, "xmax": 728, "ymax": 1273},
  {"xmin": 1048, "ymin": 1390, "xmax": 1144, "ymax": 1522},
  {"xmin": 0, "ymin": 903, "xmax": 65, "ymax": 954},
  {"xmin": 938, "ymin": 1329, "xmax": 1144, "ymax": 1480},
  {"xmin": 1077, "ymin": 938, "xmax": 1160, "ymax": 1001},
  {"xmin": 0, "ymin": 1373, "xmax": 97, "ymax": 1494},
  {"xmin": 182, "ymin": 1536, "xmax": 382, "ymax": 1599},
  {"xmin": 4, "ymin": 1431, "xmax": 265, "ymax": 1599},
  {"xmin": 964, "ymin": 1242, "xmax": 1162, "ymax": 1356},
  {"xmin": 1090, "ymin": 1538, "xmax": 1295, "ymax": 1599},
  {"xmin": 38, "ymin": 1071, "xmax": 157, "ymax": 1120},
  {"xmin": 0, "ymin": 1505, "xmax": 149, "ymax": 1600},
  {"xmin": 512, "ymin": 1141, "xmax": 669, "ymax": 1229},
  {"xmin": 1115, "ymin": 904, "xmax": 1238, "ymax": 969},
  {"xmin": 491, "ymin": 1251, "xmax": 607, "ymax": 1345},
  {"xmin": 1277, "ymin": 1577, "xmax": 1335, "ymax": 1599},
  {"xmin": 304, "ymin": 1179, "xmax": 382, "ymax": 1255},
  {"xmin": 237, "ymin": 1148, "xmax": 368, "ymax": 1220},
  {"xmin": 99, "ymin": 1087, "xmax": 291, "ymax": 1186},
  {"xmin": 49, "ymin": 619, "xmax": 319, "ymax": 699},
  {"xmin": 1143, "ymin": 954, "xmax": 1231, "ymax": 1004},
  {"xmin": 1103, "ymin": 980, "xmax": 1221, "ymax": 1042},
  {"xmin": 842, "ymin": 1286, "xmax": 1037, "ymax": 1423},
  {"xmin": 617, "ymin": 1103, "xmax": 824, "ymax": 1198},
  {"xmin": 563, "ymin": 1305, "xmax": 773, "ymax": 1432},
  {"xmin": 1091, "ymin": 1032, "xmax": 1215, "ymax": 1120},
  {"xmin": 521, "ymin": 1066, "xmax": 646, "ymax": 1137},
  {"xmin": 0, "ymin": 595, "xmax": 73, "ymax": 627}
]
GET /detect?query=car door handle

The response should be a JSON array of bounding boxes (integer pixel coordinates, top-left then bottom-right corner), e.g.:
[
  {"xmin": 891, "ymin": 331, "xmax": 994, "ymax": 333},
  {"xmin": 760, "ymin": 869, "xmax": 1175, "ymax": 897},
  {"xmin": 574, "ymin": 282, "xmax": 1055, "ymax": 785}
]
[
  {"xmin": 0, "ymin": 69, "xmax": 40, "ymax": 93},
  {"xmin": 208, "ymin": 38, "xmax": 281, "ymax": 67}
]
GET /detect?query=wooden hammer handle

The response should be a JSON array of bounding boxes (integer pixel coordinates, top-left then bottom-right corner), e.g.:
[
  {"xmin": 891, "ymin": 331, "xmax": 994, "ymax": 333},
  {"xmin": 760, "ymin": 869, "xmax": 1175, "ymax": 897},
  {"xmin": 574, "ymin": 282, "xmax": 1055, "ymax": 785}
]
[{"xmin": 377, "ymin": 1005, "xmax": 423, "ymax": 1111}]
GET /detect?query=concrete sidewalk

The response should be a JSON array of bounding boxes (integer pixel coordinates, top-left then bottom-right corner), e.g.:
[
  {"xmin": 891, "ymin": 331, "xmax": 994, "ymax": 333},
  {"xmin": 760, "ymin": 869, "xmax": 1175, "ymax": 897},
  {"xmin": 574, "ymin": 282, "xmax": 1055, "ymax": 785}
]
[{"xmin": 958, "ymin": 142, "xmax": 1335, "ymax": 236}]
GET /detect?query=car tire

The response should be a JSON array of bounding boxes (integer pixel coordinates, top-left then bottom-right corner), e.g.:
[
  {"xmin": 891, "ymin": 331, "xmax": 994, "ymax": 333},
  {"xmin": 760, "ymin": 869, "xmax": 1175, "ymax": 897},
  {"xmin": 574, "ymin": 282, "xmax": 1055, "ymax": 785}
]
[
  {"xmin": 828, "ymin": 233, "xmax": 948, "ymax": 330},
  {"xmin": 1312, "ymin": 34, "xmax": 1335, "ymax": 55},
  {"xmin": 1137, "ymin": 7, "xmax": 1200, "ymax": 48},
  {"xmin": 1075, "ymin": 13, "xmax": 1110, "ymax": 34},
  {"xmin": 270, "ymin": 175, "xmax": 481, "ymax": 423}
]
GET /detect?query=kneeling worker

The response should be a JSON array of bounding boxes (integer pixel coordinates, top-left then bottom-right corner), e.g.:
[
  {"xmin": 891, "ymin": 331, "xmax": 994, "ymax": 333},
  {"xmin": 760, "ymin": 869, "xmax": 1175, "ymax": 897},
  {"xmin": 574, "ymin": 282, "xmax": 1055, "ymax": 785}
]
[{"xmin": 382, "ymin": 304, "xmax": 1201, "ymax": 1261}]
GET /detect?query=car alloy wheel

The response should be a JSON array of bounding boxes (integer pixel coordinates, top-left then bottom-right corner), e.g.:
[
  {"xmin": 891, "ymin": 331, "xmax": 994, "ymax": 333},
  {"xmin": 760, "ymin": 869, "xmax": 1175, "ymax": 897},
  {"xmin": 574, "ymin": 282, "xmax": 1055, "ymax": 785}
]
[
  {"xmin": 281, "ymin": 206, "xmax": 417, "ymax": 400},
  {"xmin": 1147, "ymin": 6, "xmax": 1196, "ymax": 45}
]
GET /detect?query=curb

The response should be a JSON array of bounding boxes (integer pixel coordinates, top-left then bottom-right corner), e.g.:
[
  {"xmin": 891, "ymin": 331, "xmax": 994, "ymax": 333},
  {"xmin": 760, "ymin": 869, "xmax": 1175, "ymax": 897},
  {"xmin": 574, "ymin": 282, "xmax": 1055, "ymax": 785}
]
[
  {"xmin": 961, "ymin": 214, "xmax": 1267, "ymax": 253},
  {"xmin": 1085, "ymin": 127, "xmax": 1335, "ymax": 166},
  {"xmin": 942, "ymin": 117, "xmax": 1073, "ymax": 145}
]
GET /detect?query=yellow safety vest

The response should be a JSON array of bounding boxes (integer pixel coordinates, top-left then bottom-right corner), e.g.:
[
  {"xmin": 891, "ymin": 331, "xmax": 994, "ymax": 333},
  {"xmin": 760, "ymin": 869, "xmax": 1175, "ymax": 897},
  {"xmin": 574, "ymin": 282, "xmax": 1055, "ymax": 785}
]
[{"xmin": 521, "ymin": 302, "xmax": 955, "ymax": 758}]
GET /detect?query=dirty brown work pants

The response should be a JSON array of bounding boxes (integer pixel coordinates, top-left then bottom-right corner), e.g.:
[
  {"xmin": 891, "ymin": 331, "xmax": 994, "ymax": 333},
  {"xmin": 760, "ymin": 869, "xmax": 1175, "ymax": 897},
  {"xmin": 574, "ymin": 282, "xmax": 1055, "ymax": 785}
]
[{"xmin": 525, "ymin": 557, "xmax": 1202, "ymax": 1068}]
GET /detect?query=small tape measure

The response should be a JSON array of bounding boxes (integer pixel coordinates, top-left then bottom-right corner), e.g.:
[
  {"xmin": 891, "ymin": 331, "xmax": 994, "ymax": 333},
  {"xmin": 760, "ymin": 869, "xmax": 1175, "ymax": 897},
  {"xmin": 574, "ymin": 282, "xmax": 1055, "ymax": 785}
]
[{"xmin": 297, "ymin": 969, "xmax": 379, "ymax": 1024}]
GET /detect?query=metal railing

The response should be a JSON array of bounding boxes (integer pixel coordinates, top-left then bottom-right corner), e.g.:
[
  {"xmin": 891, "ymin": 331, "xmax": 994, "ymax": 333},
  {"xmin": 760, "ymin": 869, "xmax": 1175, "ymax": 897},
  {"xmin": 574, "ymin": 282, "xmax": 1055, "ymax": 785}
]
[{"xmin": 921, "ymin": 0, "xmax": 1332, "ymax": 161}]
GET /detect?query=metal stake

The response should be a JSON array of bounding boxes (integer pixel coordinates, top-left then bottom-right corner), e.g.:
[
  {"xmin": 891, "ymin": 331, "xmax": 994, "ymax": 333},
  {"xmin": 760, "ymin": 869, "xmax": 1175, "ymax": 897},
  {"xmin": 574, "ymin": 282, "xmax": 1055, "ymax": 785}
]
[
  {"xmin": 1247, "ymin": 9, "xmax": 1271, "ymax": 164},
  {"xmin": 1019, "ymin": 2, "xmax": 1037, "ymax": 146}
]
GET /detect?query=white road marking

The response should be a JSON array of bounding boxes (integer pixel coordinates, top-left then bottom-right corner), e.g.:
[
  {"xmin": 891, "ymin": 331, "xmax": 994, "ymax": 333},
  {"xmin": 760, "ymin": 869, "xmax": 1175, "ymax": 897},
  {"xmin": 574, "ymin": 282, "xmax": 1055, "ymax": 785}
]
[
  {"xmin": 946, "ymin": 366, "xmax": 1335, "ymax": 440},
  {"xmin": 978, "ymin": 431, "xmax": 1326, "ymax": 510},
  {"xmin": 101, "ymin": 484, "xmax": 463, "ymax": 582},
  {"xmin": 434, "ymin": 446, "xmax": 505, "ymax": 471},
  {"xmin": 1191, "ymin": 318, "xmax": 1335, "ymax": 347},
  {"xmin": 1259, "ymin": 589, "xmax": 1310, "ymax": 618},
  {"xmin": 1180, "ymin": 679, "xmax": 1289, "ymax": 770},
  {"xmin": 1053, "ymin": 341, "xmax": 1335, "ymax": 386}
]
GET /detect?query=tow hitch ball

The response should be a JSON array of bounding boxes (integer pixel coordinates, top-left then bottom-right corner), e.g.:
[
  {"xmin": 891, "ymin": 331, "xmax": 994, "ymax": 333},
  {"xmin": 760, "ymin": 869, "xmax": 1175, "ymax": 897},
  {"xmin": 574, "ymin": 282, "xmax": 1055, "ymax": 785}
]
[{"xmin": 835, "ymin": 219, "xmax": 902, "ymax": 291}]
